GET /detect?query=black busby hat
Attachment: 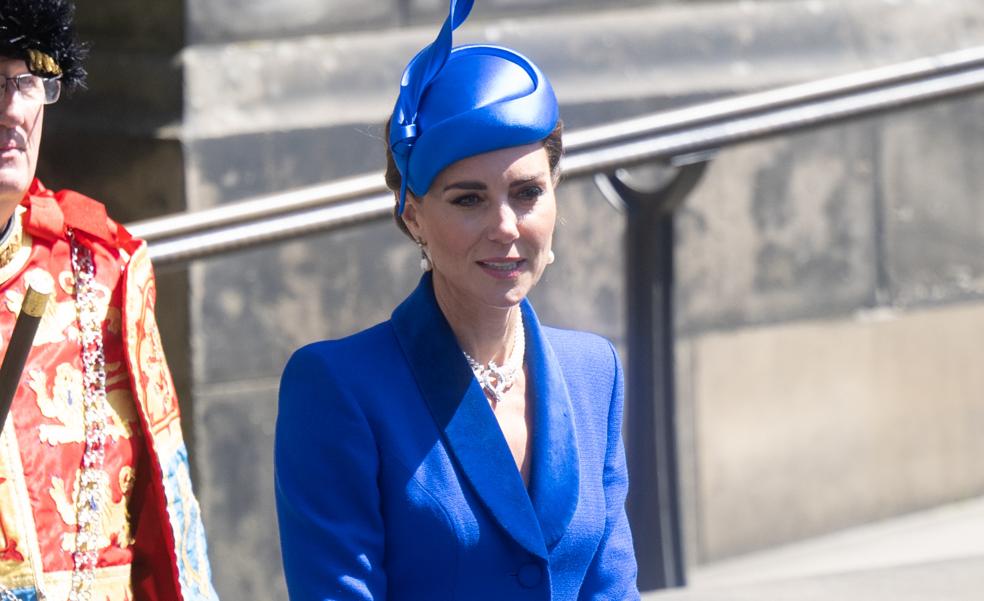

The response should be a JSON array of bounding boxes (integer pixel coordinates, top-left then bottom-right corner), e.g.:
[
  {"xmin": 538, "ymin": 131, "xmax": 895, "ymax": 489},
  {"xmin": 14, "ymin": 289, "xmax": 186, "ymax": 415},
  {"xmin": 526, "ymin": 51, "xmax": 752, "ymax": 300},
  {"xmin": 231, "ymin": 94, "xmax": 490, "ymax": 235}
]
[{"xmin": 0, "ymin": 0, "xmax": 86, "ymax": 91}]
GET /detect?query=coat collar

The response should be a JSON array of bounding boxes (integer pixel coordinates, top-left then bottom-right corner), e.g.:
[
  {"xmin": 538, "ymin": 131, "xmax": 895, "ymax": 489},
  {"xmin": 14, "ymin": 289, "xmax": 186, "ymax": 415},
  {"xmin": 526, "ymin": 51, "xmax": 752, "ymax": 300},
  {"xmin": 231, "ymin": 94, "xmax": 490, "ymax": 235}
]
[
  {"xmin": 391, "ymin": 274, "xmax": 579, "ymax": 557},
  {"xmin": 521, "ymin": 299, "xmax": 580, "ymax": 551}
]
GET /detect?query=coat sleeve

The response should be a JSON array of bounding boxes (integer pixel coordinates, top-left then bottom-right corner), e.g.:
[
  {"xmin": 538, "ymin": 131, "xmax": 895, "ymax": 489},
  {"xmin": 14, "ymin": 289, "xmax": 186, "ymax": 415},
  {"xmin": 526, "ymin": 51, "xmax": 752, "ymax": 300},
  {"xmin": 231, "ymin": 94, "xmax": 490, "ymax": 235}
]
[
  {"xmin": 579, "ymin": 342, "xmax": 641, "ymax": 600},
  {"xmin": 275, "ymin": 344, "xmax": 387, "ymax": 600}
]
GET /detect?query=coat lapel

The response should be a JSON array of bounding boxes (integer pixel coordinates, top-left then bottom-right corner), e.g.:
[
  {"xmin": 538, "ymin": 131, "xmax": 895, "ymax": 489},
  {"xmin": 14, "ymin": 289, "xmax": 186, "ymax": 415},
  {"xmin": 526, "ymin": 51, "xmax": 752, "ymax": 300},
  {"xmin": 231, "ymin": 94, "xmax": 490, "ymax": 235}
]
[
  {"xmin": 522, "ymin": 301, "xmax": 580, "ymax": 551},
  {"xmin": 391, "ymin": 275, "xmax": 547, "ymax": 559}
]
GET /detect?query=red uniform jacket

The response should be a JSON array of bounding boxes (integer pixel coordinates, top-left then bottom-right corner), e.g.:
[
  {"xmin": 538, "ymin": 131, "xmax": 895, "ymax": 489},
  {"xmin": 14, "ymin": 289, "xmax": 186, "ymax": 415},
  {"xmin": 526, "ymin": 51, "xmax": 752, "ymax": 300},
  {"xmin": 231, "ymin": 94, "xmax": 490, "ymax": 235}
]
[{"xmin": 0, "ymin": 180, "xmax": 217, "ymax": 601}]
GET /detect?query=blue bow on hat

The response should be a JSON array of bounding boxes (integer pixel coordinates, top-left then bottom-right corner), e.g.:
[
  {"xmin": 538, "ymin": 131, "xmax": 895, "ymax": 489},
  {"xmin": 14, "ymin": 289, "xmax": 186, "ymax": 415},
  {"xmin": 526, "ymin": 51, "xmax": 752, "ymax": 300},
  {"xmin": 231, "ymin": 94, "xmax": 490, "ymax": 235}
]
[{"xmin": 389, "ymin": 0, "xmax": 559, "ymax": 215}]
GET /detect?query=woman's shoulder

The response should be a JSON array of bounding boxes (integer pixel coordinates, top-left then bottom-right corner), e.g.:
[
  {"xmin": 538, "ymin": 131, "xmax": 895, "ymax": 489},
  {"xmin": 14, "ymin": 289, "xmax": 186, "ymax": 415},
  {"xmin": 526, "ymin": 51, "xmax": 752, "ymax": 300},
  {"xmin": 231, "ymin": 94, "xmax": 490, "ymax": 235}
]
[
  {"xmin": 278, "ymin": 320, "xmax": 413, "ymax": 427},
  {"xmin": 542, "ymin": 325, "xmax": 615, "ymax": 355},
  {"xmin": 283, "ymin": 320, "xmax": 401, "ymax": 379},
  {"xmin": 541, "ymin": 325, "xmax": 619, "ymax": 376}
]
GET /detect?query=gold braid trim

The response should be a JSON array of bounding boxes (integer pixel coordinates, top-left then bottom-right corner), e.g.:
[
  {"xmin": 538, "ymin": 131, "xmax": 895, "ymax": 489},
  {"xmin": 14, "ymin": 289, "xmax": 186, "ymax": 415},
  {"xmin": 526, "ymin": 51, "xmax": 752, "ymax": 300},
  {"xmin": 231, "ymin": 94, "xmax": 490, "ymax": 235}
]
[
  {"xmin": 26, "ymin": 49, "xmax": 61, "ymax": 77},
  {"xmin": 0, "ymin": 214, "xmax": 23, "ymax": 271}
]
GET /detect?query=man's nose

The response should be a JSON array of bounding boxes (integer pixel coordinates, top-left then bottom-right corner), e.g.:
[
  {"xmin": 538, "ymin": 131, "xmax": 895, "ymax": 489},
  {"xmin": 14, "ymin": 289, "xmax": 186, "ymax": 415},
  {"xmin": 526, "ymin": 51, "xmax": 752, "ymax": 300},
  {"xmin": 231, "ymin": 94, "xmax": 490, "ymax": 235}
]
[{"xmin": 0, "ymin": 84, "xmax": 27, "ymax": 127}]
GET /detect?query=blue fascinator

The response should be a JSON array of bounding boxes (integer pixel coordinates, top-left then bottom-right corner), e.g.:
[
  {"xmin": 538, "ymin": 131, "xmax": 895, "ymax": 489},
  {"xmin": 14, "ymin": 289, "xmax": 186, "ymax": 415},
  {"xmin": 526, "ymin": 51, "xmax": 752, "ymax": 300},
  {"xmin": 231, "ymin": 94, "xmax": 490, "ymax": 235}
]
[{"xmin": 389, "ymin": 0, "xmax": 559, "ymax": 214}]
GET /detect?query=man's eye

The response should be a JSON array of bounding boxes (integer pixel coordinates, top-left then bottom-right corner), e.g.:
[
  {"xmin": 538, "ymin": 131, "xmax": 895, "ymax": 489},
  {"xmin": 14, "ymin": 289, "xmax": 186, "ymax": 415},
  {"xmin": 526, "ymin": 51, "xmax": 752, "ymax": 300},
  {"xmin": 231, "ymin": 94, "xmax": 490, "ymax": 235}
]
[{"xmin": 16, "ymin": 75, "xmax": 40, "ymax": 90}]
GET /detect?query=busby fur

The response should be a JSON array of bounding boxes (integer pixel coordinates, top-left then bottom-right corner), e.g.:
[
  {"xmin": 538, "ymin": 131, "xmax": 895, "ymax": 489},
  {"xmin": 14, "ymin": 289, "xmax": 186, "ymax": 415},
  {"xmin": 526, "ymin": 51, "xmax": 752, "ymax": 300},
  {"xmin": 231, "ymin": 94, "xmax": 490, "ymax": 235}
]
[{"xmin": 0, "ymin": 0, "xmax": 86, "ymax": 90}]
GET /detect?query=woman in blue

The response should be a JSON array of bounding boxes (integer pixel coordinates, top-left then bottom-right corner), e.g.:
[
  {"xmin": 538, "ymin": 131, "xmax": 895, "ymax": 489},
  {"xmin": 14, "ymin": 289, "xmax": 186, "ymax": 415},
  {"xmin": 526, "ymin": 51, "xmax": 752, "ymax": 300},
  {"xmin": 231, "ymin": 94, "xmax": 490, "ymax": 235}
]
[{"xmin": 275, "ymin": 1, "xmax": 640, "ymax": 599}]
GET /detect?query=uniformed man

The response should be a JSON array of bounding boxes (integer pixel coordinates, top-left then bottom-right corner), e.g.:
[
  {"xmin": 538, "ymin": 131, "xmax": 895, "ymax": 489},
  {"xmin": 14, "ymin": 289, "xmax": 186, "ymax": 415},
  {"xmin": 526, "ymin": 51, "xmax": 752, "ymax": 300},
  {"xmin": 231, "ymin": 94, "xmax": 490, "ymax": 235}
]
[{"xmin": 0, "ymin": 1, "xmax": 218, "ymax": 599}]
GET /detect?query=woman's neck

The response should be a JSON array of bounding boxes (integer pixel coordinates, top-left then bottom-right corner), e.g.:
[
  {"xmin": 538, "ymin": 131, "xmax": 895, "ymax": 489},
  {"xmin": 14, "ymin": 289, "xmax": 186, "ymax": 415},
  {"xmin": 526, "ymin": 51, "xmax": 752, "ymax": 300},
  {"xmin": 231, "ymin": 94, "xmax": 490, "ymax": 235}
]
[{"xmin": 433, "ymin": 274, "xmax": 521, "ymax": 366}]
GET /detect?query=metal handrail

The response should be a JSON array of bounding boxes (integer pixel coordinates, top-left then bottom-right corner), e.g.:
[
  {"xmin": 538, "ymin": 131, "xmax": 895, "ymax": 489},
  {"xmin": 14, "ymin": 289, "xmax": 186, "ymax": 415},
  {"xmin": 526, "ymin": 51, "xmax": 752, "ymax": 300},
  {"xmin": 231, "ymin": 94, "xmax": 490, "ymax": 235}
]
[{"xmin": 131, "ymin": 46, "xmax": 984, "ymax": 266}]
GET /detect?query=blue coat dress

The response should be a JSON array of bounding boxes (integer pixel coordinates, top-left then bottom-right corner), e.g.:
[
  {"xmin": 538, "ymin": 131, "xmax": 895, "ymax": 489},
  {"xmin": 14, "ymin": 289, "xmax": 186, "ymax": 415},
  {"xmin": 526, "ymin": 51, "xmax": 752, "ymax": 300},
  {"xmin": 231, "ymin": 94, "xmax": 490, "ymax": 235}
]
[{"xmin": 275, "ymin": 274, "xmax": 640, "ymax": 600}]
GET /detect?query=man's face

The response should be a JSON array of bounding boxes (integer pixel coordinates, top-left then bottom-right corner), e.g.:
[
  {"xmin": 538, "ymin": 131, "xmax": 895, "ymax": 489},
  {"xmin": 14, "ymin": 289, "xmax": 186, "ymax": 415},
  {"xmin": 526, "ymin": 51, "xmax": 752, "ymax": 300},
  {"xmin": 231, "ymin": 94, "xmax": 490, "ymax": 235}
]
[{"xmin": 0, "ymin": 57, "xmax": 43, "ymax": 219}]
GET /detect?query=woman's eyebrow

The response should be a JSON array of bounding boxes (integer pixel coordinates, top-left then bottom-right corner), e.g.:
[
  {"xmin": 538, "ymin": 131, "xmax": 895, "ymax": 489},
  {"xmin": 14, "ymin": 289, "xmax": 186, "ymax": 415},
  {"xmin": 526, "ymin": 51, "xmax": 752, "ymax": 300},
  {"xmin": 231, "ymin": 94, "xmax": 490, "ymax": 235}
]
[
  {"xmin": 443, "ymin": 181, "xmax": 487, "ymax": 192},
  {"xmin": 509, "ymin": 174, "xmax": 544, "ymax": 187}
]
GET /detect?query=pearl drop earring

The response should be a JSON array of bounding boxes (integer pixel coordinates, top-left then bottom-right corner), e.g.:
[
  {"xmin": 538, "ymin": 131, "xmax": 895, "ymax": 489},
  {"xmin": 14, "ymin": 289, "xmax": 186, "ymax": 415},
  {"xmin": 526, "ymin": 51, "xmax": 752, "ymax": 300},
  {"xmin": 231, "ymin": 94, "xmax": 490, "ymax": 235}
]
[
  {"xmin": 546, "ymin": 249, "xmax": 555, "ymax": 264},
  {"xmin": 417, "ymin": 239, "xmax": 432, "ymax": 271}
]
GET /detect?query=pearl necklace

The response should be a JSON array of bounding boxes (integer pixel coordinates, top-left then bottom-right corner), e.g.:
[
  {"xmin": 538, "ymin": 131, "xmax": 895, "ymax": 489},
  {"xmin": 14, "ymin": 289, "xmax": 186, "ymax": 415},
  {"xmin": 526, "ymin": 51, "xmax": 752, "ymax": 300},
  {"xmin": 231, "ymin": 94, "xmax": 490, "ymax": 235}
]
[{"xmin": 462, "ymin": 317, "xmax": 525, "ymax": 405}]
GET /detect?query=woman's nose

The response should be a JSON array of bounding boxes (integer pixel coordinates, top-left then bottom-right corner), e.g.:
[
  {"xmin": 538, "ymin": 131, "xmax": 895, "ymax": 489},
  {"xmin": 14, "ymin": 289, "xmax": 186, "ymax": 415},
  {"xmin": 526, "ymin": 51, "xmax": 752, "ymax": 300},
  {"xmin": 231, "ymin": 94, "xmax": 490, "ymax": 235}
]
[{"xmin": 487, "ymin": 200, "xmax": 520, "ymax": 243}]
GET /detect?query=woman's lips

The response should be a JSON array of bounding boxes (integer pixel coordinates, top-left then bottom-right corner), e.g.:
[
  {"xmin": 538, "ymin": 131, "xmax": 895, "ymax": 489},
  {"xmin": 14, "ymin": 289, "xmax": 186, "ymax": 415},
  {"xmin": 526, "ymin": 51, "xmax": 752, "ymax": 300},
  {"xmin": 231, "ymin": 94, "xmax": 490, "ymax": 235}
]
[{"xmin": 476, "ymin": 258, "xmax": 526, "ymax": 279}]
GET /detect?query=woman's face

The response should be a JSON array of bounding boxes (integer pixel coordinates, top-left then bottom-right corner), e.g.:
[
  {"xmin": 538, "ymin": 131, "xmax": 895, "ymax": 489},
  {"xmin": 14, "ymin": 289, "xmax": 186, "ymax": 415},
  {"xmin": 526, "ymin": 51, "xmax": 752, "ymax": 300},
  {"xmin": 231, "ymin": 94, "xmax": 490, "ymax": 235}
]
[{"xmin": 403, "ymin": 142, "xmax": 557, "ymax": 312}]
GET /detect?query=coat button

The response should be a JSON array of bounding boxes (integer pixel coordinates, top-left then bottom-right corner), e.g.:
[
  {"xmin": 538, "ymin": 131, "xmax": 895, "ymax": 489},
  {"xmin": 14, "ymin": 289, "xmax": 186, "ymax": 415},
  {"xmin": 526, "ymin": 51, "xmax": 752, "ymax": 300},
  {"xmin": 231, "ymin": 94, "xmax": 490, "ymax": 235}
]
[{"xmin": 517, "ymin": 562, "xmax": 543, "ymax": 588}]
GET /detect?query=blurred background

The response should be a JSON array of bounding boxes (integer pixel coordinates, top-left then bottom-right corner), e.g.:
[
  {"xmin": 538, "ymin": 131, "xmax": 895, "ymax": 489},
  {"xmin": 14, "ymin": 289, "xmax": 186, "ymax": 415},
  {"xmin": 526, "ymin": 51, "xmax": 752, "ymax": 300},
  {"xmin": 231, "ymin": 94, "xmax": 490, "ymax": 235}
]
[{"xmin": 36, "ymin": 0, "xmax": 984, "ymax": 598}]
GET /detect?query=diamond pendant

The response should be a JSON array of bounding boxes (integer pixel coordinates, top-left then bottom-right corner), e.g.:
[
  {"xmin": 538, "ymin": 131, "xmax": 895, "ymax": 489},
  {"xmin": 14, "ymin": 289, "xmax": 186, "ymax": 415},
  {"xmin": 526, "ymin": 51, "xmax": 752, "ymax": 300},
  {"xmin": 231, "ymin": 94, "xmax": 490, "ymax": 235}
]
[
  {"xmin": 463, "ymin": 315, "xmax": 525, "ymax": 405},
  {"xmin": 485, "ymin": 379, "xmax": 507, "ymax": 404}
]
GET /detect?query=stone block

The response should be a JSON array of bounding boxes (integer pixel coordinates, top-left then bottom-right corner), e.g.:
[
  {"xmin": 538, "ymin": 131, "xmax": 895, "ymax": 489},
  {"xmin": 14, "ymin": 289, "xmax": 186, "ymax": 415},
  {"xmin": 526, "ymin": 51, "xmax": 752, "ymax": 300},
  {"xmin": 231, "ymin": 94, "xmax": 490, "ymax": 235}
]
[
  {"xmin": 675, "ymin": 123, "xmax": 880, "ymax": 334},
  {"xmin": 37, "ymin": 133, "xmax": 186, "ymax": 222},
  {"xmin": 192, "ymin": 220, "xmax": 418, "ymax": 385},
  {"xmin": 689, "ymin": 303, "xmax": 984, "ymax": 561},
  {"xmin": 880, "ymin": 95, "xmax": 984, "ymax": 306},
  {"xmin": 39, "ymin": 49, "xmax": 183, "ymax": 141},
  {"xmin": 187, "ymin": 0, "xmax": 400, "ymax": 44},
  {"xmin": 74, "ymin": 0, "xmax": 184, "ymax": 52},
  {"xmin": 194, "ymin": 382, "xmax": 286, "ymax": 600},
  {"xmin": 183, "ymin": 124, "xmax": 388, "ymax": 209},
  {"xmin": 180, "ymin": 32, "xmax": 416, "ymax": 141}
]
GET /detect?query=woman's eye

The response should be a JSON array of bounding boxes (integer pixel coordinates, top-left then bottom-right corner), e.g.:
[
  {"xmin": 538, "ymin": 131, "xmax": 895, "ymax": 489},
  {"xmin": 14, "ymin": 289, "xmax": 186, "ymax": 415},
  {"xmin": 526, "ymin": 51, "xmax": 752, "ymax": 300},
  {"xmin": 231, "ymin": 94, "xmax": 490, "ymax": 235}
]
[
  {"xmin": 451, "ymin": 194, "xmax": 482, "ymax": 207},
  {"xmin": 516, "ymin": 185, "xmax": 544, "ymax": 201}
]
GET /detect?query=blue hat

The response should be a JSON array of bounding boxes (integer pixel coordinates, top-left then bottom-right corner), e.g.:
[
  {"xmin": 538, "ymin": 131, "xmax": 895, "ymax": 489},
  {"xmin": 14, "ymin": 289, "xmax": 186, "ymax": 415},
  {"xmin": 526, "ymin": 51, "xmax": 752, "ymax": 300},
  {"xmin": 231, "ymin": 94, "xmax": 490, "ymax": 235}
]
[{"xmin": 389, "ymin": 0, "xmax": 559, "ymax": 215}]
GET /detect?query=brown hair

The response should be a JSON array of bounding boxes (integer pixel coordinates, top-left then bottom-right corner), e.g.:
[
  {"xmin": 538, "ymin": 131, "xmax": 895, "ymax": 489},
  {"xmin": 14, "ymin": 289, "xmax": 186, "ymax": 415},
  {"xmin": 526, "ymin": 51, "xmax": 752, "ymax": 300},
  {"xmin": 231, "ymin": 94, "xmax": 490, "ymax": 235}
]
[{"xmin": 385, "ymin": 120, "xmax": 565, "ymax": 239}]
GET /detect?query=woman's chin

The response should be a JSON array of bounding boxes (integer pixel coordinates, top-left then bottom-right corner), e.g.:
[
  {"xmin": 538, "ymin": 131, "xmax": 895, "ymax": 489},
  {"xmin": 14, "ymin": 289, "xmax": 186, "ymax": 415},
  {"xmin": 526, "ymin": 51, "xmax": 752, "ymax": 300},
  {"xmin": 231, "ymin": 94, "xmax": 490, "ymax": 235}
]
[
  {"xmin": 482, "ymin": 284, "xmax": 530, "ymax": 309},
  {"xmin": 433, "ymin": 270, "xmax": 535, "ymax": 311},
  {"xmin": 481, "ymin": 273, "xmax": 543, "ymax": 308}
]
